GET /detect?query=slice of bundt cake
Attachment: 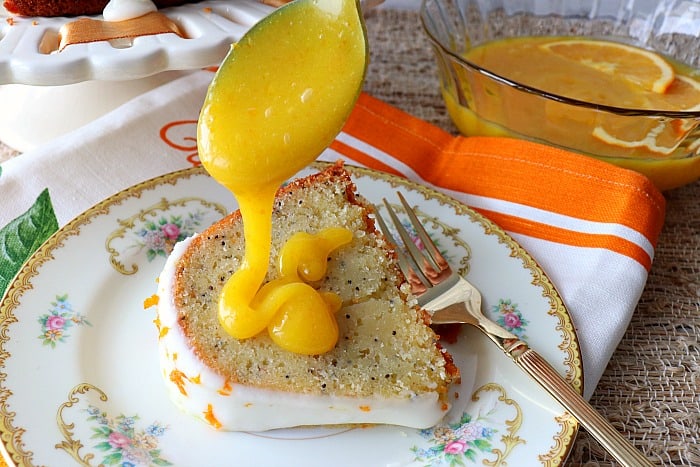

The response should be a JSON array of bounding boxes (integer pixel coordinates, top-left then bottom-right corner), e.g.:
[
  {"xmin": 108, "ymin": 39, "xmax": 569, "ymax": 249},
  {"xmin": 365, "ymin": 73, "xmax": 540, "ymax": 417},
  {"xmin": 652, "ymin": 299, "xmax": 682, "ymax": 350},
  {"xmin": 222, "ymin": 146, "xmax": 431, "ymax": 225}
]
[{"xmin": 155, "ymin": 163, "xmax": 459, "ymax": 431}]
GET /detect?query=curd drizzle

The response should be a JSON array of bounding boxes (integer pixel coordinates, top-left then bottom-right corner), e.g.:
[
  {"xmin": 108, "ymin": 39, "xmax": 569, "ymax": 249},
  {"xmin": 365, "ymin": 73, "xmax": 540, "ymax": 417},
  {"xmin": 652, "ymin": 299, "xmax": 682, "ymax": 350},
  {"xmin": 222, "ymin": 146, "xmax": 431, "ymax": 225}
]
[{"xmin": 196, "ymin": 0, "xmax": 367, "ymax": 354}]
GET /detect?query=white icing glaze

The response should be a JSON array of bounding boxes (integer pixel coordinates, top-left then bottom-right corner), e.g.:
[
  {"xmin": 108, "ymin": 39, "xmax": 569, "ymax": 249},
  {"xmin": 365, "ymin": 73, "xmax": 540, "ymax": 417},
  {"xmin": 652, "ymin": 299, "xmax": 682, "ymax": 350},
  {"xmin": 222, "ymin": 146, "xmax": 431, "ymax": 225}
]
[
  {"xmin": 156, "ymin": 235, "xmax": 448, "ymax": 432},
  {"xmin": 103, "ymin": 0, "xmax": 157, "ymax": 22}
]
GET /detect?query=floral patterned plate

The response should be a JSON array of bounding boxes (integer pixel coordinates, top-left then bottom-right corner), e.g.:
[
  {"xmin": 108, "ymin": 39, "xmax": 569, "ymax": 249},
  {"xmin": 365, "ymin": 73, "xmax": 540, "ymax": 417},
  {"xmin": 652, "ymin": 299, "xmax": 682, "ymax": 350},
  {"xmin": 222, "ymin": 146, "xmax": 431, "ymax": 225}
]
[{"xmin": 0, "ymin": 163, "xmax": 582, "ymax": 466}]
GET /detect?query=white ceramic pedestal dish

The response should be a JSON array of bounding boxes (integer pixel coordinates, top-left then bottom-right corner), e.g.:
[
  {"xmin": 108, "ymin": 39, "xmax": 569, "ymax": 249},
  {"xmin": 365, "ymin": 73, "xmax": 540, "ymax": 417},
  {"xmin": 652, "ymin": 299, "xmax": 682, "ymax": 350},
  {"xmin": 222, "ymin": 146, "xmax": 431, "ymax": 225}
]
[
  {"xmin": 0, "ymin": 71, "xmax": 193, "ymax": 151},
  {"xmin": 0, "ymin": 0, "xmax": 403, "ymax": 151},
  {"xmin": 0, "ymin": 0, "xmax": 275, "ymax": 150}
]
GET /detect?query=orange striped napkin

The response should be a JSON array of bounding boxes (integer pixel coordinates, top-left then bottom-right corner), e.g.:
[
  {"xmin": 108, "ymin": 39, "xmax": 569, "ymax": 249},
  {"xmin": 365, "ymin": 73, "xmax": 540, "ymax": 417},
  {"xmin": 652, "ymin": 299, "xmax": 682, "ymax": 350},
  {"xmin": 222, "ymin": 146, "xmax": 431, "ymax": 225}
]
[
  {"xmin": 336, "ymin": 93, "xmax": 665, "ymax": 272},
  {"xmin": 0, "ymin": 72, "xmax": 665, "ymax": 400},
  {"xmin": 323, "ymin": 93, "xmax": 666, "ymax": 399}
]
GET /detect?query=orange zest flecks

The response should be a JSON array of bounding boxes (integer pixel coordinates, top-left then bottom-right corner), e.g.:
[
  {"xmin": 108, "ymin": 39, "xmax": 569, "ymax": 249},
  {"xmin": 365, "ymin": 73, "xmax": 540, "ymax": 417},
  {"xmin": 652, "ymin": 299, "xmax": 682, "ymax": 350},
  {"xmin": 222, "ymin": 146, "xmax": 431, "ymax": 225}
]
[
  {"xmin": 217, "ymin": 380, "xmax": 233, "ymax": 396},
  {"xmin": 144, "ymin": 294, "xmax": 159, "ymax": 309},
  {"xmin": 204, "ymin": 404, "xmax": 222, "ymax": 429},
  {"xmin": 153, "ymin": 316, "xmax": 169, "ymax": 339},
  {"xmin": 169, "ymin": 369, "xmax": 189, "ymax": 396},
  {"xmin": 359, "ymin": 405, "xmax": 371, "ymax": 412},
  {"xmin": 190, "ymin": 374, "xmax": 201, "ymax": 385}
]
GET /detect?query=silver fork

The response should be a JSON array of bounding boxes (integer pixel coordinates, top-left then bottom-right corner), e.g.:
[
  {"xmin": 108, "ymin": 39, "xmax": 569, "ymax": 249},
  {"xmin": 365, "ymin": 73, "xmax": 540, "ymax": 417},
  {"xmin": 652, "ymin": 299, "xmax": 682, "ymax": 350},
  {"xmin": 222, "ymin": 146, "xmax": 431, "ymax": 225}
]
[{"xmin": 375, "ymin": 192, "xmax": 653, "ymax": 467}]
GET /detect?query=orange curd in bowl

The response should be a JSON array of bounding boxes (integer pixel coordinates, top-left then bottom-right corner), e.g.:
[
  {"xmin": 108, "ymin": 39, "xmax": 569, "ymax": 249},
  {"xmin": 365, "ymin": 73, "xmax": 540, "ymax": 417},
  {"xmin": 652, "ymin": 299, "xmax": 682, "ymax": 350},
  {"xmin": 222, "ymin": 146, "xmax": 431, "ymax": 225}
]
[
  {"xmin": 442, "ymin": 36, "xmax": 700, "ymax": 190},
  {"xmin": 197, "ymin": 0, "xmax": 367, "ymax": 354}
]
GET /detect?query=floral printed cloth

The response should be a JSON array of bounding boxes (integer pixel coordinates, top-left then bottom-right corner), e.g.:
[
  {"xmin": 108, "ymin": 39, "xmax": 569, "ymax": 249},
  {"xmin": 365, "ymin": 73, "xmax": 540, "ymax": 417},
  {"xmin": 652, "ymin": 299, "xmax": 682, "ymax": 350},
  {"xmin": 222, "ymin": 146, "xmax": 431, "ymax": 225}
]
[{"xmin": 0, "ymin": 70, "xmax": 665, "ymax": 399}]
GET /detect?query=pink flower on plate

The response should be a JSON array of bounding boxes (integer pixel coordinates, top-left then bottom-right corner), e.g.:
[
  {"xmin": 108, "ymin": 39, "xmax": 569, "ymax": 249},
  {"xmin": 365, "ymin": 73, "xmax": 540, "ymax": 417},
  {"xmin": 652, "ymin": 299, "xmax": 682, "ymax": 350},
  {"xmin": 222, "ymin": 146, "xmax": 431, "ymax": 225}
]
[
  {"xmin": 161, "ymin": 223, "xmax": 181, "ymax": 240},
  {"xmin": 444, "ymin": 440, "xmax": 467, "ymax": 455},
  {"xmin": 503, "ymin": 312, "xmax": 522, "ymax": 329},
  {"xmin": 108, "ymin": 431, "xmax": 132, "ymax": 449},
  {"xmin": 46, "ymin": 315, "xmax": 66, "ymax": 331}
]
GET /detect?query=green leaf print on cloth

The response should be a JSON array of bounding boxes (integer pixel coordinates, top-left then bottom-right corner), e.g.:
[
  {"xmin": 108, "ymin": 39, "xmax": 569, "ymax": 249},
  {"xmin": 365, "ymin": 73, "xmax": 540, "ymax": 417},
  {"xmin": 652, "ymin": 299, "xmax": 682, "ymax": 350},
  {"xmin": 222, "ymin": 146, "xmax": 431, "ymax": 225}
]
[{"xmin": 0, "ymin": 189, "xmax": 59, "ymax": 297}]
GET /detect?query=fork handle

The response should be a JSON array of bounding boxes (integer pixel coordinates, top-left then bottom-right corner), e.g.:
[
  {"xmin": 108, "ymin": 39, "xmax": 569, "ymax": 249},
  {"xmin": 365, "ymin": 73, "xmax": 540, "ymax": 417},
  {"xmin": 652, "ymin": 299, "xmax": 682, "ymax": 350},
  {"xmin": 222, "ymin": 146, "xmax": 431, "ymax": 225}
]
[{"xmin": 511, "ymin": 346, "xmax": 653, "ymax": 466}]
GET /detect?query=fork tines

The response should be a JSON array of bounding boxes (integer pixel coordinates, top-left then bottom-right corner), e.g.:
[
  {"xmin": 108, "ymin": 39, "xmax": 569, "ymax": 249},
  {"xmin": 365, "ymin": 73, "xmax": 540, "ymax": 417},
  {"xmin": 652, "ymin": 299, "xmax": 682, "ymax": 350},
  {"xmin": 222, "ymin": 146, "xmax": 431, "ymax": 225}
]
[{"xmin": 374, "ymin": 192, "xmax": 452, "ymax": 293}]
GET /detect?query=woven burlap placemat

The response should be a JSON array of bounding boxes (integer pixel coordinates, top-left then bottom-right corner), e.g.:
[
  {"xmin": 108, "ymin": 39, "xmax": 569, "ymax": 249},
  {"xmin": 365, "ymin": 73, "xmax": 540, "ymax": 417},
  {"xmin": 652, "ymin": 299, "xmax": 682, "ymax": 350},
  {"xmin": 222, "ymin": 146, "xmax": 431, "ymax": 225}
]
[
  {"xmin": 360, "ymin": 9, "xmax": 699, "ymax": 467},
  {"xmin": 1, "ymin": 8, "xmax": 697, "ymax": 466}
]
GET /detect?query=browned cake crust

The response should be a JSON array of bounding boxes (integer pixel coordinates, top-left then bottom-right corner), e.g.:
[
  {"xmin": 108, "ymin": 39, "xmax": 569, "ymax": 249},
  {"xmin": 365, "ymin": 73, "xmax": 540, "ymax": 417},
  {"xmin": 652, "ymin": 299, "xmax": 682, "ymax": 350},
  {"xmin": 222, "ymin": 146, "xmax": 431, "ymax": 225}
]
[
  {"xmin": 169, "ymin": 162, "xmax": 459, "ymax": 398},
  {"xmin": 3, "ymin": 0, "xmax": 199, "ymax": 17}
]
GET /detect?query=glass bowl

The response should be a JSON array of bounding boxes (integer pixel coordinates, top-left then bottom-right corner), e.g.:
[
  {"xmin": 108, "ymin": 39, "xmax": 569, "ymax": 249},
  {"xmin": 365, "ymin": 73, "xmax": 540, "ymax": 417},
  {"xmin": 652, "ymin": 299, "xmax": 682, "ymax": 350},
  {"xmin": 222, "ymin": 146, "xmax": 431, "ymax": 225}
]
[{"xmin": 420, "ymin": 0, "xmax": 700, "ymax": 191}]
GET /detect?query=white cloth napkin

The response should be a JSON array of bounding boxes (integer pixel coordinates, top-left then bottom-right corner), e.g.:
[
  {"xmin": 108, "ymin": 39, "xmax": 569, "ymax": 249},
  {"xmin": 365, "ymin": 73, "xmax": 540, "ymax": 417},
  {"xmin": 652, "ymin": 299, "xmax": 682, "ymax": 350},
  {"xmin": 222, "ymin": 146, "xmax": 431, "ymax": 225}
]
[{"xmin": 0, "ymin": 70, "xmax": 665, "ymax": 400}]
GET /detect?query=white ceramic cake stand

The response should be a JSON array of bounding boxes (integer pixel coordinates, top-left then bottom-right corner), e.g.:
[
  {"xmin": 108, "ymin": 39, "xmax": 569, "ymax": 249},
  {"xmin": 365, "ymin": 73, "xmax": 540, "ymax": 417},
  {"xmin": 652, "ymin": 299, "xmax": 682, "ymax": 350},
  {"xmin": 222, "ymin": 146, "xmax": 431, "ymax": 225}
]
[{"xmin": 0, "ymin": 0, "xmax": 274, "ymax": 151}]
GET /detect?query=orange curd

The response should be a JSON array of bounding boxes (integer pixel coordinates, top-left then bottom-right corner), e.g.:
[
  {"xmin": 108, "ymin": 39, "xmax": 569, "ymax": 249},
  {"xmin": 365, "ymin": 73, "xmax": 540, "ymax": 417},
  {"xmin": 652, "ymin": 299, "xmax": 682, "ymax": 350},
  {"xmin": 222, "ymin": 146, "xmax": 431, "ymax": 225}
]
[
  {"xmin": 197, "ymin": 0, "xmax": 367, "ymax": 354},
  {"xmin": 443, "ymin": 36, "xmax": 700, "ymax": 190}
]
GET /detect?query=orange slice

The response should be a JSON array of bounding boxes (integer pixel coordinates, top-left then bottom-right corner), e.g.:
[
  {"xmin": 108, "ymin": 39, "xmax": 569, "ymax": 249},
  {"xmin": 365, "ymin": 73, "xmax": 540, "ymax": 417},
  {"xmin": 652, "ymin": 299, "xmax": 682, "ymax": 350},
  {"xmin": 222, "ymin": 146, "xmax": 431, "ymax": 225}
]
[
  {"xmin": 592, "ymin": 120, "xmax": 681, "ymax": 155},
  {"xmin": 648, "ymin": 75, "xmax": 700, "ymax": 111},
  {"xmin": 540, "ymin": 39, "xmax": 675, "ymax": 93},
  {"xmin": 592, "ymin": 76, "xmax": 700, "ymax": 155}
]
